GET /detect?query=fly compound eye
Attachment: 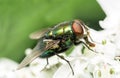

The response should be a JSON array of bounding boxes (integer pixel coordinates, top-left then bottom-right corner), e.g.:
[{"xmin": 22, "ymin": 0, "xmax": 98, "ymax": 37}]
[{"xmin": 72, "ymin": 20, "xmax": 84, "ymax": 36}]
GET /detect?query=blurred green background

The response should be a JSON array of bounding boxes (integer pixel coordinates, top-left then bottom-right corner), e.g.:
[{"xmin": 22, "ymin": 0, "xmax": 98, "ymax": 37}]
[{"xmin": 0, "ymin": 0, "xmax": 105, "ymax": 62}]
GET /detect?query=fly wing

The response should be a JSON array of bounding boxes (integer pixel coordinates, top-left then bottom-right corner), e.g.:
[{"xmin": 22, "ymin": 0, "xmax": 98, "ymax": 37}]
[
  {"xmin": 17, "ymin": 40, "xmax": 60, "ymax": 70},
  {"xmin": 17, "ymin": 50, "xmax": 43, "ymax": 70},
  {"xmin": 29, "ymin": 29, "xmax": 49, "ymax": 40}
]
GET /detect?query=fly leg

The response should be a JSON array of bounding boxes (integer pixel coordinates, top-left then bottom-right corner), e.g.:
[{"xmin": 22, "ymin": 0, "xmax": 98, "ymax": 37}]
[
  {"xmin": 41, "ymin": 58, "xmax": 49, "ymax": 71},
  {"xmin": 83, "ymin": 37, "xmax": 104, "ymax": 54},
  {"xmin": 45, "ymin": 58, "xmax": 49, "ymax": 68},
  {"xmin": 84, "ymin": 36, "xmax": 95, "ymax": 47},
  {"xmin": 79, "ymin": 41, "xmax": 97, "ymax": 53},
  {"xmin": 56, "ymin": 54, "xmax": 74, "ymax": 75},
  {"xmin": 87, "ymin": 31, "xmax": 102, "ymax": 44}
]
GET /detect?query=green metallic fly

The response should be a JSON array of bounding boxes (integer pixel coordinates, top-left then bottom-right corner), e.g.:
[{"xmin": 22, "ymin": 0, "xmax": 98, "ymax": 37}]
[{"xmin": 17, "ymin": 19, "xmax": 96, "ymax": 75}]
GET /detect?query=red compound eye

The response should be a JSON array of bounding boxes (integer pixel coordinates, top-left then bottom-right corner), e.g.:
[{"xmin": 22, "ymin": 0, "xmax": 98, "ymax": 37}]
[{"xmin": 72, "ymin": 20, "xmax": 84, "ymax": 36}]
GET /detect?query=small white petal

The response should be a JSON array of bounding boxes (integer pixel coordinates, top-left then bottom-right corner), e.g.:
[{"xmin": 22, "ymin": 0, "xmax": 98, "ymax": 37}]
[{"xmin": 97, "ymin": 0, "xmax": 120, "ymax": 29}]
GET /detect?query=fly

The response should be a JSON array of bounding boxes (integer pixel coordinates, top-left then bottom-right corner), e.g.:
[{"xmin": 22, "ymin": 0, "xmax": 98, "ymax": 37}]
[{"xmin": 17, "ymin": 19, "xmax": 96, "ymax": 75}]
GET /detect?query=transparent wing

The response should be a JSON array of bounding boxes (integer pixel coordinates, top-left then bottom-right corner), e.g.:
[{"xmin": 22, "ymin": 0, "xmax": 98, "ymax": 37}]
[
  {"xmin": 17, "ymin": 40, "xmax": 60, "ymax": 70},
  {"xmin": 17, "ymin": 50, "xmax": 43, "ymax": 70},
  {"xmin": 29, "ymin": 29, "xmax": 49, "ymax": 40}
]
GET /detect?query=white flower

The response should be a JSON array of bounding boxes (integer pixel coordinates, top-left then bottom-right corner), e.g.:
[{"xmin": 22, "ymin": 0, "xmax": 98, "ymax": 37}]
[
  {"xmin": 98, "ymin": 0, "xmax": 120, "ymax": 29},
  {"xmin": 0, "ymin": 58, "xmax": 17, "ymax": 78}
]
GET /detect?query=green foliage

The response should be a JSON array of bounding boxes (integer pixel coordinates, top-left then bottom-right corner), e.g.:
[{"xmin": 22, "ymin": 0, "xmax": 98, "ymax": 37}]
[{"xmin": 0, "ymin": 0, "xmax": 105, "ymax": 62}]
